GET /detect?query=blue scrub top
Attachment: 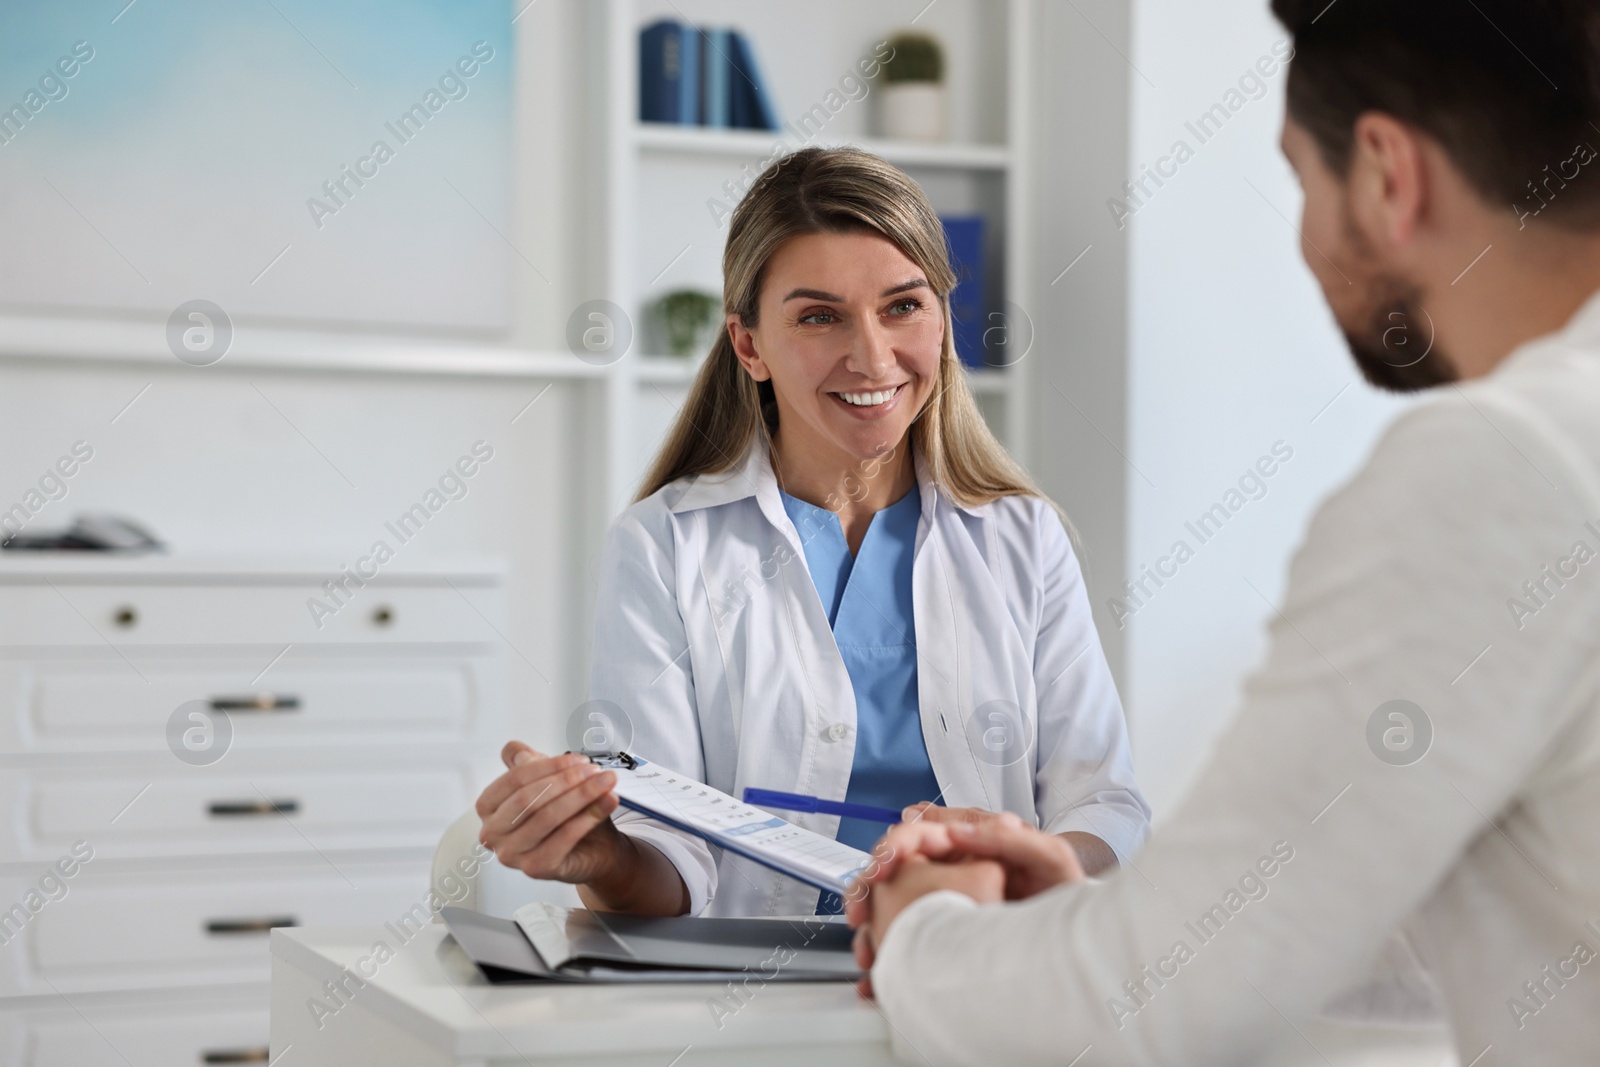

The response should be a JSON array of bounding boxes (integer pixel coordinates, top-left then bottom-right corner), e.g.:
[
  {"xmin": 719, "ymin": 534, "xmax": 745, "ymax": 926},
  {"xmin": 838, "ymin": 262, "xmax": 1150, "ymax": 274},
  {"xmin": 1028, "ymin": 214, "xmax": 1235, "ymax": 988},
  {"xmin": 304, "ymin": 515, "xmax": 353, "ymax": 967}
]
[{"xmin": 780, "ymin": 484, "xmax": 943, "ymax": 914}]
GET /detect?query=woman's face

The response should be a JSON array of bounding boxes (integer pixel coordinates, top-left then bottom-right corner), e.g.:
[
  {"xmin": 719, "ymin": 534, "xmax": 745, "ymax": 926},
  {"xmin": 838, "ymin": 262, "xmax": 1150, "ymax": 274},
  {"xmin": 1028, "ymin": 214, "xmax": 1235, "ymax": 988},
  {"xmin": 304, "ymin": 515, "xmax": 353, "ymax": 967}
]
[{"xmin": 729, "ymin": 230, "xmax": 944, "ymax": 465}]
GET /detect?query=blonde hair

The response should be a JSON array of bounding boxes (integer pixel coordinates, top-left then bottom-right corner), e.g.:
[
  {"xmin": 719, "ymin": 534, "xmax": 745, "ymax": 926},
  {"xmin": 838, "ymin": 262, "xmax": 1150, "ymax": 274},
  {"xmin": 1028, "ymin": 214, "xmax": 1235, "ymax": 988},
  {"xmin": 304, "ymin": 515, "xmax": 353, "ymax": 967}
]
[{"xmin": 636, "ymin": 146, "xmax": 1057, "ymax": 521}]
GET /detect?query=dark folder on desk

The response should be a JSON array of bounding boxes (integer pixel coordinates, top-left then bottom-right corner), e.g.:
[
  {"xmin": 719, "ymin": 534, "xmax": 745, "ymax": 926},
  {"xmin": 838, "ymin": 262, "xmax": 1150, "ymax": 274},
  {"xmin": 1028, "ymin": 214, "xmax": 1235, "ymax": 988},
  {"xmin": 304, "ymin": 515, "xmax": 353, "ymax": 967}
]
[{"xmin": 441, "ymin": 903, "xmax": 860, "ymax": 984}]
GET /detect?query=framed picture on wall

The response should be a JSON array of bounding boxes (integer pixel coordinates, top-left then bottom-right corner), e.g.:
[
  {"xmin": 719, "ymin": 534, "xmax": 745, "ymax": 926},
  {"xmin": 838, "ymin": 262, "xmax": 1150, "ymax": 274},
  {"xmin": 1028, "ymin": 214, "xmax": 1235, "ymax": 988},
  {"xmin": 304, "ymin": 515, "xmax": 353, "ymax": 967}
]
[{"xmin": 0, "ymin": 0, "xmax": 512, "ymax": 335}]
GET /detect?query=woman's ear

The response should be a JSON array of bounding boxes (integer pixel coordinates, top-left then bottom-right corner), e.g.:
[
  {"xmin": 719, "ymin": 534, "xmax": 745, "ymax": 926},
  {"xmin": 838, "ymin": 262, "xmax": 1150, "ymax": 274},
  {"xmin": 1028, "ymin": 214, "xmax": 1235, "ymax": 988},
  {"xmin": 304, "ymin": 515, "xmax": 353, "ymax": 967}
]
[{"xmin": 728, "ymin": 314, "xmax": 772, "ymax": 382}]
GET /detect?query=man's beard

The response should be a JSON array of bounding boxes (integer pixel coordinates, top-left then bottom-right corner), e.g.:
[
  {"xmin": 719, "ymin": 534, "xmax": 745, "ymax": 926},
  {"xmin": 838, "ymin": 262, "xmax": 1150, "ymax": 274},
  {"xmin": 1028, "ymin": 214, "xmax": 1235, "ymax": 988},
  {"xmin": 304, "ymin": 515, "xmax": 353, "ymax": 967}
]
[
  {"xmin": 1337, "ymin": 217, "xmax": 1459, "ymax": 393},
  {"xmin": 1341, "ymin": 279, "xmax": 1459, "ymax": 392}
]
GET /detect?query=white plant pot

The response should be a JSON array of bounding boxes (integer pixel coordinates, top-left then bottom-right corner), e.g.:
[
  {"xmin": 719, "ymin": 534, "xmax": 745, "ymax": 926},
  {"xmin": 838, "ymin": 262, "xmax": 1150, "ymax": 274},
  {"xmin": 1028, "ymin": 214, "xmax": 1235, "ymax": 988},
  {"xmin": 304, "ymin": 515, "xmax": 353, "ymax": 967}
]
[{"xmin": 880, "ymin": 82, "xmax": 946, "ymax": 142}]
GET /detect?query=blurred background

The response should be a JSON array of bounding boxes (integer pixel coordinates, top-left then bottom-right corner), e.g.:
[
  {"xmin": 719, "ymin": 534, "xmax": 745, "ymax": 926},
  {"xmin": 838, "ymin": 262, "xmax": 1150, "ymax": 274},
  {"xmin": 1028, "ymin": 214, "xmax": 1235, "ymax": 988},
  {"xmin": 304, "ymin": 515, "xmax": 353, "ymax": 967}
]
[{"xmin": 0, "ymin": 1, "xmax": 1444, "ymax": 1063}]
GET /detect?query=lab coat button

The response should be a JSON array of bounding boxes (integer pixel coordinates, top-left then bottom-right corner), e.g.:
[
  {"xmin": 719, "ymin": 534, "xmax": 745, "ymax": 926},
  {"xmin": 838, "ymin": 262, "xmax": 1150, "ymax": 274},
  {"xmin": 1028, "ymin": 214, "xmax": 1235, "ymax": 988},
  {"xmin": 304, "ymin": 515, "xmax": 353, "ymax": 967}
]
[{"xmin": 826, "ymin": 722, "xmax": 849, "ymax": 741}]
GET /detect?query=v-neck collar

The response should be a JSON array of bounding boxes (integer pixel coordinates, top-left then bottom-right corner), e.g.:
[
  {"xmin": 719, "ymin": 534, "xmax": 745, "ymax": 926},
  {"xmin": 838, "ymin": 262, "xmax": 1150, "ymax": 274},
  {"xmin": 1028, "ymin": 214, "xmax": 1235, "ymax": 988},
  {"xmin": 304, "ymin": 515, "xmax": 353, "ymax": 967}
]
[{"xmin": 781, "ymin": 485, "xmax": 921, "ymax": 632}]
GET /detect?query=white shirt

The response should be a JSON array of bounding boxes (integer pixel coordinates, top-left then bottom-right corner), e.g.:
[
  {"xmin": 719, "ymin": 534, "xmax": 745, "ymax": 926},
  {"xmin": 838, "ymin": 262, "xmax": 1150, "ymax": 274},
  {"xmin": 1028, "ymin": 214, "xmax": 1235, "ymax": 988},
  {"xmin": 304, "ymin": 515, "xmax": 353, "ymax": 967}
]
[
  {"xmin": 873, "ymin": 294, "xmax": 1600, "ymax": 1065},
  {"xmin": 590, "ymin": 439, "xmax": 1150, "ymax": 917}
]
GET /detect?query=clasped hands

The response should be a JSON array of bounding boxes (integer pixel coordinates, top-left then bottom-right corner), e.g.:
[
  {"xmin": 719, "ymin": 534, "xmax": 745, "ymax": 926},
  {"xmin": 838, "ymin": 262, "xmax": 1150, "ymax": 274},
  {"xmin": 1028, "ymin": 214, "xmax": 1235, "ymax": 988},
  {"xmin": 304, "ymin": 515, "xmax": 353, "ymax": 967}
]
[{"xmin": 844, "ymin": 803, "xmax": 1087, "ymax": 998}]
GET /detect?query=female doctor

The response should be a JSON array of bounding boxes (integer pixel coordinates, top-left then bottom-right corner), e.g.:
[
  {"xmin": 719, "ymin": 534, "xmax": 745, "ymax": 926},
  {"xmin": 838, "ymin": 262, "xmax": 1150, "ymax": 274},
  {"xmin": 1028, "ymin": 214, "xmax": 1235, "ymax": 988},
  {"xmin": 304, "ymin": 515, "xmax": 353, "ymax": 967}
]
[{"xmin": 476, "ymin": 146, "xmax": 1149, "ymax": 917}]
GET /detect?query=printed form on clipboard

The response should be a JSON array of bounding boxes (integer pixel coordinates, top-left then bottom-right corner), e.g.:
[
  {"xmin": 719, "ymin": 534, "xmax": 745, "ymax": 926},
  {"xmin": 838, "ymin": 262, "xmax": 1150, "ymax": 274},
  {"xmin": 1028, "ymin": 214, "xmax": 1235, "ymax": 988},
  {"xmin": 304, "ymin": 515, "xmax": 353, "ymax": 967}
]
[{"xmin": 589, "ymin": 752, "xmax": 873, "ymax": 895}]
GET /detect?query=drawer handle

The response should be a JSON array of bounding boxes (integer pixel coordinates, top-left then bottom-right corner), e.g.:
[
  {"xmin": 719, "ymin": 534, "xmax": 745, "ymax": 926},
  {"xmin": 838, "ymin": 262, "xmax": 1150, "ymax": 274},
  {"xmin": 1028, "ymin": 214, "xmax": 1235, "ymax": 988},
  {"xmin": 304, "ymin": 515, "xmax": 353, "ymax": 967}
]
[
  {"xmin": 209, "ymin": 693, "xmax": 301, "ymax": 712},
  {"xmin": 202, "ymin": 1049, "xmax": 270, "ymax": 1065},
  {"xmin": 205, "ymin": 917, "xmax": 298, "ymax": 936},
  {"xmin": 207, "ymin": 799, "xmax": 299, "ymax": 818}
]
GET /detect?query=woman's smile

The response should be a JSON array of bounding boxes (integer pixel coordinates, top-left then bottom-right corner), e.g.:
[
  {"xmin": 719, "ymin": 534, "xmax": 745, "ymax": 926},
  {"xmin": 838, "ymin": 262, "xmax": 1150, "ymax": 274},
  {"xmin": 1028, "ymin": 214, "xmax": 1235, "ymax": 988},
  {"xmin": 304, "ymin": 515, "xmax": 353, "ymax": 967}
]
[{"xmin": 828, "ymin": 381, "xmax": 910, "ymax": 418}]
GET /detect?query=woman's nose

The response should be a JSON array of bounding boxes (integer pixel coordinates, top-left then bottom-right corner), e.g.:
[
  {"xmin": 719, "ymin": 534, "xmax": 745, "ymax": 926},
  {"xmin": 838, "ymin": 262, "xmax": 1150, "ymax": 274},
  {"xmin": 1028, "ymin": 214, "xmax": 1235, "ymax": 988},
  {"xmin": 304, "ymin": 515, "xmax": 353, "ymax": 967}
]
[{"xmin": 846, "ymin": 321, "xmax": 896, "ymax": 379}]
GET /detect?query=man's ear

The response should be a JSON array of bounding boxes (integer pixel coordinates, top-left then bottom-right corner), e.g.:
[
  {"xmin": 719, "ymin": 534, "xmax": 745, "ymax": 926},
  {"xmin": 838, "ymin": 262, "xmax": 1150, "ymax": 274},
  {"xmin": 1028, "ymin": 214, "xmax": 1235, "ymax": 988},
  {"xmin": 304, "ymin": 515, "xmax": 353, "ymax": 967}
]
[
  {"xmin": 1348, "ymin": 112, "xmax": 1429, "ymax": 250},
  {"xmin": 728, "ymin": 314, "xmax": 771, "ymax": 382}
]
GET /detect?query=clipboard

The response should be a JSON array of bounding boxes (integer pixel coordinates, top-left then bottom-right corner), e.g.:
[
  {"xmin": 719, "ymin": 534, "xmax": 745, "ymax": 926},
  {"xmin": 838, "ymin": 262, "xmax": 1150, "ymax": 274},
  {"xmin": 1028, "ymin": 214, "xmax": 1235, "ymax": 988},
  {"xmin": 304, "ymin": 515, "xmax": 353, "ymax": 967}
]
[{"xmin": 588, "ymin": 752, "xmax": 874, "ymax": 896}]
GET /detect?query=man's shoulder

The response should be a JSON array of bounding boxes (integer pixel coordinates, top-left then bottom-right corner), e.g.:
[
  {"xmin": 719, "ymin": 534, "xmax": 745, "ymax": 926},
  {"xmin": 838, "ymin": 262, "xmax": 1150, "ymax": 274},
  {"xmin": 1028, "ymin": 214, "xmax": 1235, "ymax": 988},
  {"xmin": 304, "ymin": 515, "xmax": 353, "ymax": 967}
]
[
  {"xmin": 1300, "ymin": 357, "xmax": 1600, "ymax": 591},
  {"xmin": 1373, "ymin": 351, "xmax": 1600, "ymax": 494},
  {"xmin": 1485, "ymin": 340, "xmax": 1600, "ymax": 486}
]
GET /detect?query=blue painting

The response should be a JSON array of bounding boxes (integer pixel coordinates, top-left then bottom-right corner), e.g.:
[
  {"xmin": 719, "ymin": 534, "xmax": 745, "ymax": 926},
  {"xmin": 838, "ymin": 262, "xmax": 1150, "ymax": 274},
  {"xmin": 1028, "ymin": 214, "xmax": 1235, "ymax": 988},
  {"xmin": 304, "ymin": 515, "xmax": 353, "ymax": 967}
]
[{"xmin": 0, "ymin": 0, "xmax": 513, "ymax": 333}]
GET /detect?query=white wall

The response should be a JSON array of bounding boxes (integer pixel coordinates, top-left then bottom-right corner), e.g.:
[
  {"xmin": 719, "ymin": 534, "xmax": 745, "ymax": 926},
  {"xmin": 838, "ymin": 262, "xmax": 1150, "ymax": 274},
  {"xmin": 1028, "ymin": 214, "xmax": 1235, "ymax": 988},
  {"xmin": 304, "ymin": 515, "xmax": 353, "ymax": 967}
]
[
  {"xmin": 1123, "ymin": 0, "xmax": 1409, "ymax": 814},
  {"xmin": 1025, "ymin": 0, "xmax": 1136, "ymax": 681}
]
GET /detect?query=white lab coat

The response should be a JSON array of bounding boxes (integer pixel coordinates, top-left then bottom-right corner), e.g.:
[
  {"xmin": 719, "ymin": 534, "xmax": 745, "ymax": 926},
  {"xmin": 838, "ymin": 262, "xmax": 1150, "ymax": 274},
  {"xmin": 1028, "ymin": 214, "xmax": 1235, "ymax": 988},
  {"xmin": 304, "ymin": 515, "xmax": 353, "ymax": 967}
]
[{"xmin": 590, "ymin": 438, "xmax": 1149, "ymax": 917}]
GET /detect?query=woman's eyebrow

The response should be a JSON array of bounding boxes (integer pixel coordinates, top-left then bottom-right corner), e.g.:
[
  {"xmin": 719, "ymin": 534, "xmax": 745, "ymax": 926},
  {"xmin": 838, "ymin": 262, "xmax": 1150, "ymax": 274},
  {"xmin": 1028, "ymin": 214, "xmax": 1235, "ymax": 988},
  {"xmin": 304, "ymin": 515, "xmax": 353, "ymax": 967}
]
[
  {"xmin": 783, "ymin": 287, "xmax": 843, "ymax": 302},
  {"xmin": 782, "ymin": 278, "xmax": 930, "ymax": 303}
]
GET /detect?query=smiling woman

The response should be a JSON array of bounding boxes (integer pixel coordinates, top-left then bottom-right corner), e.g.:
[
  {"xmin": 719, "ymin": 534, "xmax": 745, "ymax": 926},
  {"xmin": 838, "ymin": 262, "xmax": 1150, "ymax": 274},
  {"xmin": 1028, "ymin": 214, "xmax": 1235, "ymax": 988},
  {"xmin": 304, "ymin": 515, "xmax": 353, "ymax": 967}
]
[
  {"xmin": 475, "ymin": 147, "xmax": 1150, "ymax": 918},
  {"xmin": 639, "ymin": 147, "xmax": 1036, "ymax": 525}
]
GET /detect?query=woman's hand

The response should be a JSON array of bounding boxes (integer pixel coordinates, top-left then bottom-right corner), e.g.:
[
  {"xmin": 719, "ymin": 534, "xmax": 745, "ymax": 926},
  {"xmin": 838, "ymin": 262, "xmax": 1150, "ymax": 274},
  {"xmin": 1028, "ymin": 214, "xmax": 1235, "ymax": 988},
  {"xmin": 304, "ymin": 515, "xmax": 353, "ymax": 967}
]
[
  {"xmin": 475, "ymin": 742, "xmax": 626, "ymax": 885},
  {"xmin": 476, "ymin": 742, "xmax": 691, "ymax": 915}
]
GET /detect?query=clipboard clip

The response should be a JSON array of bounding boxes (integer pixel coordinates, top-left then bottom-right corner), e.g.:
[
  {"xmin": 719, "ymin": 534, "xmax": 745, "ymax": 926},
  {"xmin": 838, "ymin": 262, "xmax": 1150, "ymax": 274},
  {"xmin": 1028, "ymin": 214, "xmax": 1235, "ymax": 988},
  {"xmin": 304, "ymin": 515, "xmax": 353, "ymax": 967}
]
[{"xmin": 581, "ymin": 750, "xmax": 639, "ymax": 770}]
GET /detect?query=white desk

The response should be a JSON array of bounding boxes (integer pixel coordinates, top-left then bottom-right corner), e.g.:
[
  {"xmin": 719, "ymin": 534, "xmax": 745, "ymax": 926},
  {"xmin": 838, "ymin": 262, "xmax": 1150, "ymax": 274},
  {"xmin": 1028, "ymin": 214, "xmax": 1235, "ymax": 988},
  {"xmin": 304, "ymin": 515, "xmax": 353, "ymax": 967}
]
[
  {"xmin": 270, "ymin": 925, "xmax": 899, "ymax": 1067},
  {"xmin": 268, "ymin": 925, "xmax": 1461, "ymax": 1067}
]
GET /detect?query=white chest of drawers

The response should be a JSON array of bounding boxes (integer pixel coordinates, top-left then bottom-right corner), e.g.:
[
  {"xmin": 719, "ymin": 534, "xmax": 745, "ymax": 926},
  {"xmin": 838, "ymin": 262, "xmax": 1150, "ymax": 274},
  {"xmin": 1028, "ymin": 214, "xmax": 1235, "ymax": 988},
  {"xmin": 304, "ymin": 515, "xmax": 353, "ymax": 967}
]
[{"xmin": 0, "ymin": 554, "xmax": 510, "ymax": 1066}]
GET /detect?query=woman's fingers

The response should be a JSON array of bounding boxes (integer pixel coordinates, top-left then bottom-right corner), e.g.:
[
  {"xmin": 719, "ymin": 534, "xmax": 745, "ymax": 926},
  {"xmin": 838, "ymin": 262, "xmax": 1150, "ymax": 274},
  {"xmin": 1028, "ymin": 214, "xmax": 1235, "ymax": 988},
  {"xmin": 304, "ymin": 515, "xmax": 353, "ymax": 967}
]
[
  {"xmin": 516, "ymin": 788, "xmax": 620, "ymax": 877},
  {"xmin": 502, "ymin": 739, "xmax": 537, "ymax": 768},
  {"xmin": 489, "ymin": 765, "xmax": 614, "ymax": 853},
  {"xmin": 475, "ymin": 749, "xmax": 580, "ymax": 819},
  {"xmin": 481, "ymin": 759, "xmax": 602, "ymax": 843},
  {"xmin": 489, "ymin": 770, "xmax": 617, "ymax": 878}
]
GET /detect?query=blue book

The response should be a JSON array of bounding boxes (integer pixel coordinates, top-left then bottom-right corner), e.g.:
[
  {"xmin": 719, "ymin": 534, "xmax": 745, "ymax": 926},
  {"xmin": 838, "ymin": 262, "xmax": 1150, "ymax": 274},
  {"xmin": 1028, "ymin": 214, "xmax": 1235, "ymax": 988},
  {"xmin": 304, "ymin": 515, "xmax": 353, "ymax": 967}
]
[
  {"xmin": 678, "ymin": 26, "xmax": 701, "ymax": 124},
  {"xmin": 639, "ymin": 20, "xmax": 700, "ymax": 124},
  {"xmin": 727, "ymin": 34, "xmax": 752, "ymax": 129},
  {"xmin": 638, "ymin": 20, "xmax": 678, "ymax": 123},
  {"xmin": 941, "ymin": 216, "xmax": 987, "ymax": 367},
  {"xmin": 700, "ymin": 27, "xmax": 731, "ymax": 128},
  {"xmin": 728, "ymin": 31, "xmax": 778, "ymax": 131}
]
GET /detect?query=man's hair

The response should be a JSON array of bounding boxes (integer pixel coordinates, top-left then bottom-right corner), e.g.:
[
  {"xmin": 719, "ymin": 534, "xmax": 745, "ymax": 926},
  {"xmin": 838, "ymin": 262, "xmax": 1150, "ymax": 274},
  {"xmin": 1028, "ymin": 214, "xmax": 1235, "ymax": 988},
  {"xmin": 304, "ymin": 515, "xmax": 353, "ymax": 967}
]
[{"xmin": 1272, "ymin": 0, "xmax": 1600, "ymax": 227}]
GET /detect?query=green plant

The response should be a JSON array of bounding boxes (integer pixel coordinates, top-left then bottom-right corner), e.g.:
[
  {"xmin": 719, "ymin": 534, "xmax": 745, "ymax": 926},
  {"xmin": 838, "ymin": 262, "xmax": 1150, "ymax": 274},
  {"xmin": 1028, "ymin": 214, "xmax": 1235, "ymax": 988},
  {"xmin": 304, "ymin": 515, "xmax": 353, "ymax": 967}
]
[
  {"xmin": 654, "ymin": 289, "xmax": 720, "ymax": 357},
  {"xmin": 882, "ymin": 32, "xmax": 944, "ymax": 84}
]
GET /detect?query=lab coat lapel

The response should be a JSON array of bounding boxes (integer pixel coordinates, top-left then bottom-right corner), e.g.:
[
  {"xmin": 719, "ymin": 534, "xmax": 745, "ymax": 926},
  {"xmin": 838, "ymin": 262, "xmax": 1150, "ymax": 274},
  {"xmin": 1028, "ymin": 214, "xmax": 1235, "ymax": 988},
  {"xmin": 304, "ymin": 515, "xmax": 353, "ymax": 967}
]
[
  {"xmin": 911, "ymin": 456, "xmax": 995, "ymax": 812},
  {"xmin": 749, "ymin": 439, "xmax": 858, "ymax": 914}
]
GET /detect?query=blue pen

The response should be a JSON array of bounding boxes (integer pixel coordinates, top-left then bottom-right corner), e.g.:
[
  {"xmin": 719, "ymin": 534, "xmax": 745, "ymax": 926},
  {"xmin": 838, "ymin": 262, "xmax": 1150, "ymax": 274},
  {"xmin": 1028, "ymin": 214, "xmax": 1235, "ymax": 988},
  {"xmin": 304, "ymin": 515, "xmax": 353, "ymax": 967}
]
[{"xmin": 742, "ymin": 787, "xmax": 903, "ymax": 824}]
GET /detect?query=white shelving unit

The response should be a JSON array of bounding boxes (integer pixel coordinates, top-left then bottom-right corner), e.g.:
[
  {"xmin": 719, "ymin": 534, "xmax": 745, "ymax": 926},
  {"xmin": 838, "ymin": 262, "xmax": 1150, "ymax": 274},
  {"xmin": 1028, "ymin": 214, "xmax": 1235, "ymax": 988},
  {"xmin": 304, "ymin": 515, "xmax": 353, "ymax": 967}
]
[
  {"xmin": 634, "ymin": 122, "xmax": 1014, "ymax": 171},
  {"xmin": 592, "ymin": 0, "xmax": 1036, "ymax": 518},
  {"xmin": 0, "ymin": 315, "xmax": 602, "ymax": 380}
]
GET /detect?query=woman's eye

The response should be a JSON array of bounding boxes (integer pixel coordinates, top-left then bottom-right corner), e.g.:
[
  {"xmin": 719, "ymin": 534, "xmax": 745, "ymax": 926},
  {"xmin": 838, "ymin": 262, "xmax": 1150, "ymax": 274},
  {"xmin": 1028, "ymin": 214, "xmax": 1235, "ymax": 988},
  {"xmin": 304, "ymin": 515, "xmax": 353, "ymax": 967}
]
[
  {"xmin": 799, "ymin": 311, "xmax": 837, "ymax": 325},
  {"xmin": 887, "ymin": 298, "xmax": 922, "ymax": 317}
]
